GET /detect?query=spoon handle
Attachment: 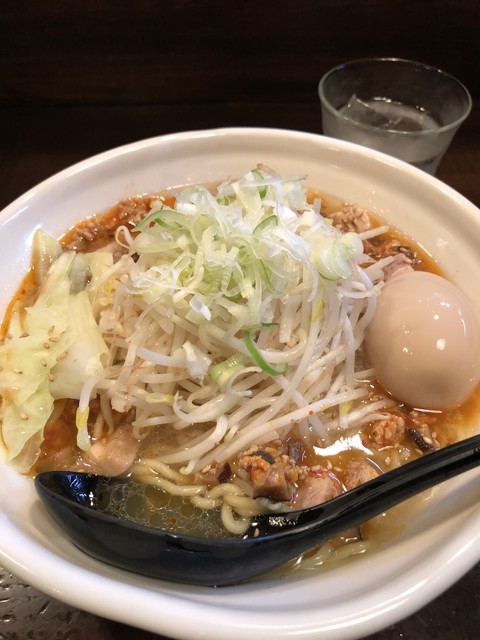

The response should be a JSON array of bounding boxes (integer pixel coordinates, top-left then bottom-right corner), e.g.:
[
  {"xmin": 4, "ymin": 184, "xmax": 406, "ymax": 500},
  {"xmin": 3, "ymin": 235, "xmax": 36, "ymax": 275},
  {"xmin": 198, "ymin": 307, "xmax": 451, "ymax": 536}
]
[{"xmin": 250, "ymin": 433, "xmax": 480, "ymax": 537}]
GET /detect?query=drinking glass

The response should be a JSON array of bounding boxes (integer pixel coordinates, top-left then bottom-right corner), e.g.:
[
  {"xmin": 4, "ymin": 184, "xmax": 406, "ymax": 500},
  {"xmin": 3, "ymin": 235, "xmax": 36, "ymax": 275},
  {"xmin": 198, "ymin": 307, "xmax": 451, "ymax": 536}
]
[{"xmin": 318, "ymin": 58, "xmax": 472, "ymax": 174}]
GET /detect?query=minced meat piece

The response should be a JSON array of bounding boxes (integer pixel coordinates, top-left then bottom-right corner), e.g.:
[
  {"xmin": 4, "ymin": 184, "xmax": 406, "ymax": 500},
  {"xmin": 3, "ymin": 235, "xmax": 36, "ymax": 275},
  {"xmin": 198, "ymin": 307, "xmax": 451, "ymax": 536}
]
[
  {"xmin": 63, "ymin": 195, "xmax": 156, "ymax": 252},
  {"xmin": 367, "ymin": 414, "xmax": 406, "ymax": 448},
  {"xmin": 238, "ymin": 441, "xmax": 308, "ymax": 502},
  {"xmin": 328, "ymin": 204, "xmax": 372, "ymax": 233}
]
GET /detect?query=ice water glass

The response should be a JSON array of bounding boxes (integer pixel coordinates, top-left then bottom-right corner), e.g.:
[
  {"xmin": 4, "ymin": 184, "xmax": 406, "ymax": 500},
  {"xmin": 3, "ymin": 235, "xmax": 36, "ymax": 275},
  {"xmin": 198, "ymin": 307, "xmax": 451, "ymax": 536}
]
[{"xmin": 318, "ymin": 58, "xmax": 472, "ymax": 174}]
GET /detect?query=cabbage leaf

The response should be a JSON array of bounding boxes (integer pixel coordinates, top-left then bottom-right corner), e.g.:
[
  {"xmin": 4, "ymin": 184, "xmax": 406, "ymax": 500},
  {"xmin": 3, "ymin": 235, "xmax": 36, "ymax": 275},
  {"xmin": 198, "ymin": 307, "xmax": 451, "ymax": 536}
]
[{"xmin": 0, "ymin": 247, "xmax": 109, "ymax": 472}]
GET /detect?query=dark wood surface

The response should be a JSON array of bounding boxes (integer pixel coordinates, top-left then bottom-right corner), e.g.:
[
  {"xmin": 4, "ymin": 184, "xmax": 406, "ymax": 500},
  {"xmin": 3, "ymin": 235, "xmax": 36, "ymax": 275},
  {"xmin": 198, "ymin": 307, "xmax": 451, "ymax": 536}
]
[
  {"xmin": 1, "ymin": 0, "xmax": 479, "ymax": 107},
  {"xmin": 1, "ymin": 2, "xmax": 480, "ymax": 639}
]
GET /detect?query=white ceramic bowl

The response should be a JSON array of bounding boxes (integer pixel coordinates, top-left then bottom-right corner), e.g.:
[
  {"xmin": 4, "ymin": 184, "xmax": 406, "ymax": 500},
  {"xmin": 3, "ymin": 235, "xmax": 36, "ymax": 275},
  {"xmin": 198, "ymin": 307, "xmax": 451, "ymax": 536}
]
[{"xmin": 1, "ymin": 128, "xmax": 480, "ymax": 640}]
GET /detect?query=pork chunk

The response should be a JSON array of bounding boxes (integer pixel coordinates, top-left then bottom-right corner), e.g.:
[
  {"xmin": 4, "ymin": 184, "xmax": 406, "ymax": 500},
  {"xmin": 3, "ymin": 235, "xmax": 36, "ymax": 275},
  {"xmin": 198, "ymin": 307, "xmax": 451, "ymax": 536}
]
[
  {"xmin": 382, "ymin": 252, "xmax": 414, "ymax": 280},
  {"xmin": 291, "ymin": 469, "xmax": 342, "ymax": 510},
  {"xmin": 343, "ymin": 459, "xmax": 379, "ymax": 490},
  {"xmin": 84, "ymin": 424, "xmax": 139, "ymax": 476},
  {"xmin": 196, "ymin": 462, "xmax": 231, "ymax": 487},
  {"xmin": 250, "ymin": 461, "xmax": 294, "ymax": 501}
]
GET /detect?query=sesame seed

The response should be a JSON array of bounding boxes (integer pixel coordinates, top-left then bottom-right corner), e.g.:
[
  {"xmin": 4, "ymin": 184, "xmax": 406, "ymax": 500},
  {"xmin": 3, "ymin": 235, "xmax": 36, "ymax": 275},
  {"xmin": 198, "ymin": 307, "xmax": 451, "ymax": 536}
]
[
  {"xmin": 20, "ymin": 331, "xmax": 29, "ymax": 338},
  {"xmin": 41, "ymin": 359, "xmax": 48, "ymax": 367},
  {"xmin": 48, "ymin": 374, "xmax": 54, "ymax": 382},
  {"xmin": 56, "ymin": 351, "xmax": 68, "ymax": 361},
  {"xmin": 48, "ymin": 325, "xmax": 55, "ymax": 334},
  {"xmin": 43, "ymin": 342, "xmax": 51, "ymax": 349},
  {"xmin": 20, "ymin": 413, "xmax": 28, "ymax": 420},
  {"xmin": 49, "ymin": 336, "xmax": 60, "ymax": 343},
  {"xmin": 5, "ymin": 333, "xmax": 12, "ymax": 340},
  {"xmin": 13, "ymin": 369, "xmax": 23, "ymax": 374}
]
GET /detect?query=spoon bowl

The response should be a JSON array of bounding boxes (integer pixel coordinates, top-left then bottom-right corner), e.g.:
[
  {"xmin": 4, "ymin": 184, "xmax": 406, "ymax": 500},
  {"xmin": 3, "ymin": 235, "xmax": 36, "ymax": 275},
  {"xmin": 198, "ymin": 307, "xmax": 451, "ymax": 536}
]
[{"xmin": 35, "ymin": 433, "xmax": 480, "ymax": 587}]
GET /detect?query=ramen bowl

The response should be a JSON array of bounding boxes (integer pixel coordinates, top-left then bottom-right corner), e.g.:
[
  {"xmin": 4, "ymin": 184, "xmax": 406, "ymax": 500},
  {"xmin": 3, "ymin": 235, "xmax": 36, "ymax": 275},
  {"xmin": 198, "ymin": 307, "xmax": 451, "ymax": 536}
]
[{"xmin": 0, "ymin": 128, "xmax": 480, "ymax": 640}]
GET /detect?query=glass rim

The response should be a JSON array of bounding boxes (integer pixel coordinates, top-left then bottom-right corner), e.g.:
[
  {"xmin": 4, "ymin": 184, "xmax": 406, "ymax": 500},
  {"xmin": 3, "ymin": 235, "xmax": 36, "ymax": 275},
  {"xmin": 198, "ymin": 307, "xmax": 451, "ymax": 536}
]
[{"xmin": 318, "ymin": 57, "xmax": 472, "ymax": 136}]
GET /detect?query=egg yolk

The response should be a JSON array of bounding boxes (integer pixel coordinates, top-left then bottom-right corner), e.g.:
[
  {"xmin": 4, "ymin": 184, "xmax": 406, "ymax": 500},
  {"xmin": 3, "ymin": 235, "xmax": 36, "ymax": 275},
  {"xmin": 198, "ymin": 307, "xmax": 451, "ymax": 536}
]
[{"xmin": 365, "ymin": 271, "xmax": 480, "ymax": 409}]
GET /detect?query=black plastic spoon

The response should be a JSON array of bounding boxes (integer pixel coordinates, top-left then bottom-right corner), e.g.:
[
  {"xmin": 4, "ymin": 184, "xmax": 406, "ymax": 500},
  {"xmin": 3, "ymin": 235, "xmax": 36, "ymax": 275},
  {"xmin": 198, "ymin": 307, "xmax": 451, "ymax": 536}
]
[{"xmin": 35, "ymin": 433, "xmax": 480, "ymax": 587}]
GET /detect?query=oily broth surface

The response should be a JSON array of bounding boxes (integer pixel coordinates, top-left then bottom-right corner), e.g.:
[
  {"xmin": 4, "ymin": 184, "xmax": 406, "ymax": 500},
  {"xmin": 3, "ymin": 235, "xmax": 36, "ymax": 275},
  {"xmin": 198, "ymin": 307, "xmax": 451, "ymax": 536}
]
[{"xmin": 2, "ymin": 184, "xmax": 480, "ymax": 566}]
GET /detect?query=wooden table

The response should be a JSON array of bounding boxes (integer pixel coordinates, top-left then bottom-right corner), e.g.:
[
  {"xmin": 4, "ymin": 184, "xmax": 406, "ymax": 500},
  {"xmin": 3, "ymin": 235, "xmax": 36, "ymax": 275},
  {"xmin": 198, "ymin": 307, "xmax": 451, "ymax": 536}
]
[{"xmin": 0, "ymin": 98, "xmax": 479, "ymax": 640}]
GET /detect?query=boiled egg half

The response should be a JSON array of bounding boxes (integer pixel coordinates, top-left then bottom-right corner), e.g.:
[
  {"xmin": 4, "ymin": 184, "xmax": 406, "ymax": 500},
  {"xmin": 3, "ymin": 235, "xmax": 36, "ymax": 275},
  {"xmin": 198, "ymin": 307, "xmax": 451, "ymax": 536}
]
[{"xmin": 365, "ymin": 271, "xmax": 480, "ymax": 409}]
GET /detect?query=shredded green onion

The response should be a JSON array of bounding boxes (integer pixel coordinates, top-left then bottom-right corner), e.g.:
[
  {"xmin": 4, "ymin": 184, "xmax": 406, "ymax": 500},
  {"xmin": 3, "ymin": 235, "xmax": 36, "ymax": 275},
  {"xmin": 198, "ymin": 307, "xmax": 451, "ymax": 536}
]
[
  {"xmin": 253, "ymin": 215, "xmax": 278, "ymax": 235},
  {"xmin": 210, "ymin": 352, "xmax": 247, "ymax": 389},
  {"xmin": 251, "ymin": 168, "xmax": 267, "ymax": 198},
  {"xmin": 243, "ymin": 329, "xmax": 288, "ymax": 377}
]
